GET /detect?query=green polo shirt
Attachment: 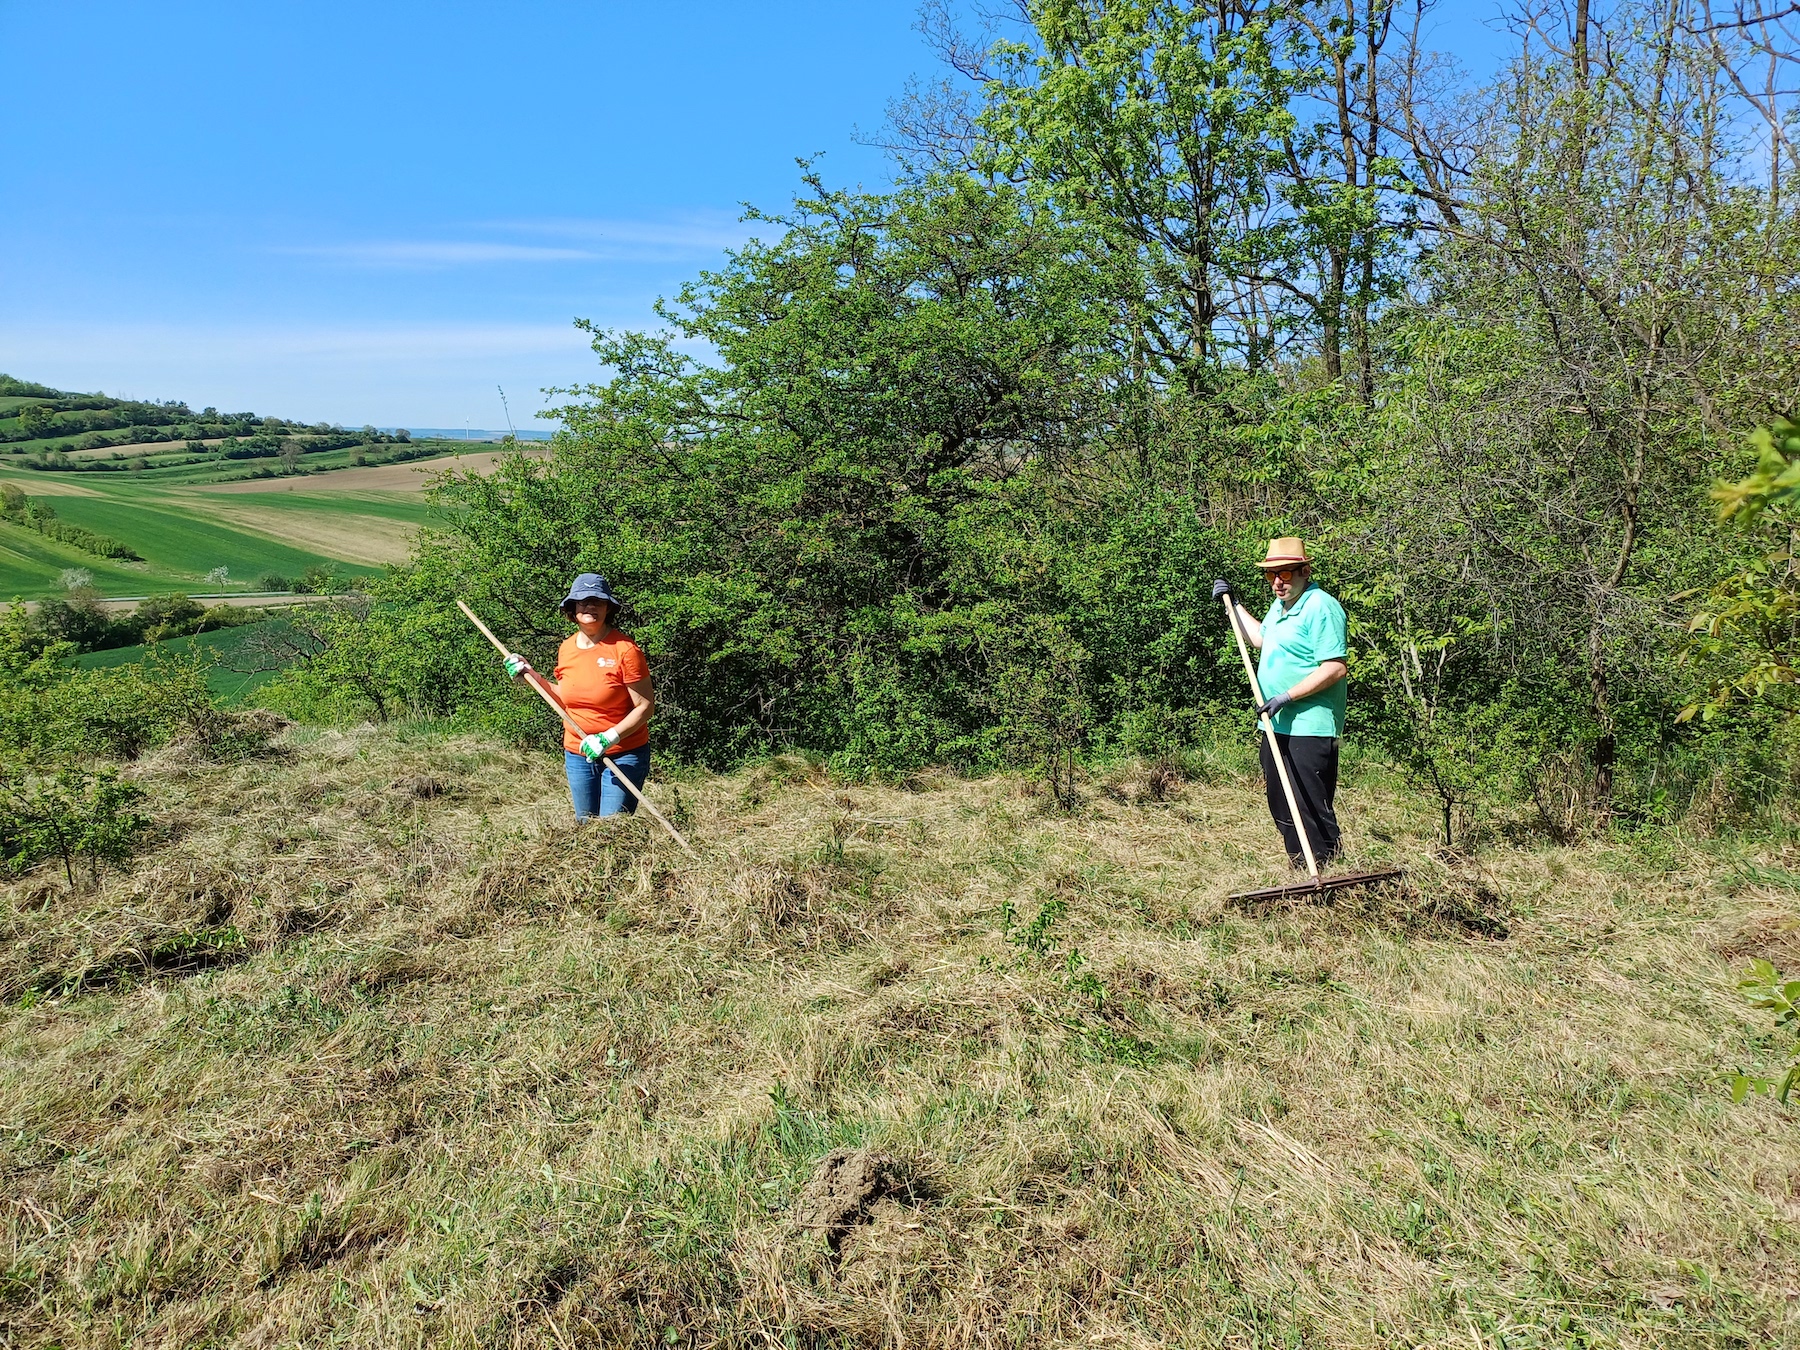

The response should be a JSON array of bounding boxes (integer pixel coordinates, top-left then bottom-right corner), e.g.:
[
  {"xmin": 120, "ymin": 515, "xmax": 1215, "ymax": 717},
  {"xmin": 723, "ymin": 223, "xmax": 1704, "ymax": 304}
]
[{"xmin": 1256, "ymin": 583, "xmax": 1348, "ymax": 737}]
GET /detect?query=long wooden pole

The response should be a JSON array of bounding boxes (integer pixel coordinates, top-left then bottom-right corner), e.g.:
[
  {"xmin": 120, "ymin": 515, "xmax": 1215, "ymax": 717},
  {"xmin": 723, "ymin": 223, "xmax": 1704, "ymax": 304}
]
[
  {"xmin": 456, "ymin": 599, "xmax": 698, "ymax": 859},
  {"xmin": 1221, "ymin": 594, "xmax": 1321, "ymax": 885}
]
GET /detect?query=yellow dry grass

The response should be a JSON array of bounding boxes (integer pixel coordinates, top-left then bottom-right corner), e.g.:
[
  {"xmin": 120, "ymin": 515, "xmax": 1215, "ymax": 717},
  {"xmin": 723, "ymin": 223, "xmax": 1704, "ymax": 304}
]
[
  {"xmin": 2, "ymin": 726, "xmax": 1797, "ymax": 1348},
  {"xmin": 0, "ymin": 476, "xmax": 102, "ymax": 497},
  {"xmin": 196, "ymin": 504, "xmax": 418, "ymax": 565}
]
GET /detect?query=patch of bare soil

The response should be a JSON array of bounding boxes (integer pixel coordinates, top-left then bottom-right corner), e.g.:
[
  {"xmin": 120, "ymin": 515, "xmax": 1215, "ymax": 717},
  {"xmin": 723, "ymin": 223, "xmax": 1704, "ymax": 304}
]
[{"xmin": 791, "ymin": 1148, "xmax": 904, "ymax": 1249}]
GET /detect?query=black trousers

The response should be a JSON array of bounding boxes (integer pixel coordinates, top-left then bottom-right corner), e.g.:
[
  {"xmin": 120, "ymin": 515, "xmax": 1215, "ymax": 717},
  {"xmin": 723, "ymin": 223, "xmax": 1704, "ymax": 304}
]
[{"xmin": 1259, "ymin": 733, "xmax": 1341, "ymax": 867}]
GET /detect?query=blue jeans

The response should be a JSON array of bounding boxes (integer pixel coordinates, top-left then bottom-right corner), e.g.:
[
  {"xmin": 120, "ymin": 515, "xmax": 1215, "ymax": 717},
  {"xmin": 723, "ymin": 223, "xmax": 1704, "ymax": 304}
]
[{"xmin": 564, "ymin": 746, "xmax": 649, "ymax": 821}]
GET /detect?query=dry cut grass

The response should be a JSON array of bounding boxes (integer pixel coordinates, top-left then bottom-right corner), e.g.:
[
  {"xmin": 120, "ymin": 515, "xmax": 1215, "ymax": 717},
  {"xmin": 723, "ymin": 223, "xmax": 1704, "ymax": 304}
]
[{"xmin": 2, "ymin": 726, "xmax": 1798, "ymax": 1348}]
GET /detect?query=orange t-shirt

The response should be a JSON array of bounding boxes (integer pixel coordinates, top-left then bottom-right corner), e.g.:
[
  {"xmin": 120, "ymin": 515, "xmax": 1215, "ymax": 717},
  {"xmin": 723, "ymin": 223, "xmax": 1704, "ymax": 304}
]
[{"xmin": 553, "ymin": 631, "xmax": 651, "ymax": 754}]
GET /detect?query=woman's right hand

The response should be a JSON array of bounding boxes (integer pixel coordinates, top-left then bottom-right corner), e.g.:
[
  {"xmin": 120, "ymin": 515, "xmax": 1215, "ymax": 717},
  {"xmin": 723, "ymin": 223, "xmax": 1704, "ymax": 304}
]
[{"xmin": 504, "ymin": 653, "xmax": 533, "ymax": 678}]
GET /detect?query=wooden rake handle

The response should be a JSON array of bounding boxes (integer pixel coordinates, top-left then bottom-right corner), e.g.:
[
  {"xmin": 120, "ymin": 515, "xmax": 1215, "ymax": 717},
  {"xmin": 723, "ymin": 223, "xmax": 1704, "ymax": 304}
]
[
  {"xmin": 1220, "ymin": 593, "xmax": 1320, "ymax": 884},
  {"xmin": 456, "ymin": 599, "xmax": 698, "ymax": 860}
]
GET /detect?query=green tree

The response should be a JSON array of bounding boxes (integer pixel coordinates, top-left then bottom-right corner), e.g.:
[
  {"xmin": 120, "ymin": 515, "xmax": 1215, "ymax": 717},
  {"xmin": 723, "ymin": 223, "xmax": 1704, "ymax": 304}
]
[
  {"xmin": 1339, "ymin": 1, "xmax": 1800, "ymax": 819},
  {"xmin": 886, "ymin": 1, "xmax": 1414, "ymax": 393},
  {"xmin": 1683, "ymin": 418, "xmax": 1800, "ymax": 721},
  {"xmin": 397, "ymin": 176, "xmax": 1134, "ymax": 769},
  {"xmin": 16, "ymin": 402, "xmax": 54, "ymax": 440}
]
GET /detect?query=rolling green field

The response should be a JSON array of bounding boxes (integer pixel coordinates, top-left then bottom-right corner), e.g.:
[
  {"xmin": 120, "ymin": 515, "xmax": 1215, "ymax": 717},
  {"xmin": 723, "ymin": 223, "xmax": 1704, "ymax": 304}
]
[
  {"xmin": 71, "ymin": 619, "xmax": 294, "ymax": 701},
  {"xmin": 0, "ymin": 444, "xmax": 487, "ymax": 598},
  {"xmin": 24, "ymin": 496, "xmax": 363, "ymax": 580},
  {"xmin": 0, "ymin": 521, "xmax": 179, "ymax": 597}
]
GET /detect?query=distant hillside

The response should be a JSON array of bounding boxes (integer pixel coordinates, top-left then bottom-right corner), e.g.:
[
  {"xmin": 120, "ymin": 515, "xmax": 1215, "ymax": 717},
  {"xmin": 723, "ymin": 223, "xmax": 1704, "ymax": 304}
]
[
  {"xmin": 0, "ymin": 374, "xmax": 425, "ymax": 466},
  {"xmin": 0, "ymin": 376, "xmax": 544, "ymax": 598}
]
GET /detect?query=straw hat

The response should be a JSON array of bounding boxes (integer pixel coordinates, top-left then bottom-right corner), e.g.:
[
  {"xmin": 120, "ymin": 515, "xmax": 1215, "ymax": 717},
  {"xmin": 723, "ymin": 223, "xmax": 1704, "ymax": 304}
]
[{"xmin": 1255, "ymin": 537, "xmax": 1312, "ymax": 570}]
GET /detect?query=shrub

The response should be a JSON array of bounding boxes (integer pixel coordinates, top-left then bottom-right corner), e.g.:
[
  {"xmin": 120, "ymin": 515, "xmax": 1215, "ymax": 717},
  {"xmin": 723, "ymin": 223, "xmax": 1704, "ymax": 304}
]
[
  {"xmin": 1731, "ymin": 959, "xmax": 1800, "ymax": 1106},
  {"xmin": 197, "ymin": 604, "xmax": 257, "ymax": 632},
  {"xmin": 1, "ymin": 653, "xmax": 218, "ymax": 760},
  {"xmin": 0, "ymin": 763, "xmax": 148, "ymax": 887},
  {"xmin": 255, "ymin": 596, "xmax": 510, "ymax": 726},
  {"xmin": 134, "ymin": 593, "xmax": 205, "ymax": 643},
  {"xmin": 36, "ymin": 590, "xmax": 112, "ymax": 651}
]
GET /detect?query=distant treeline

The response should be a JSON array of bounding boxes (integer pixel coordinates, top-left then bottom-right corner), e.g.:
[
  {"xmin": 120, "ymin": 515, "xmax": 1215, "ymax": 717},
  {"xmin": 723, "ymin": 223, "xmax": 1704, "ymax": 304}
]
[
  {"xmin": 20, "ymin": 432, "xmax": 448, "ymax": 476},
  {"xmin": 0, "ymin": 374, "xmax": 416, "ymax": 457},
  {"xmin": 31, "ymin": 589, "xmax": 264, "ymax": 655}
]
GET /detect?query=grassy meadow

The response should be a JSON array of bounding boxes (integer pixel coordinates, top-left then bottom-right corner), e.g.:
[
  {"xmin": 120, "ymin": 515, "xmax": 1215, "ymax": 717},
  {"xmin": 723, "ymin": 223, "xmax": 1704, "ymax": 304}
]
[
  {"xmin": 2, "ymin": 723, "xmax": 1796, "ymax": 1347},
  {"xmin": 0, "ymin": 446, "xmax": 502, "ymax": 598},
  {"xmin": 71, "ymin": 619, "xmax": 294, "ymax": 701}
]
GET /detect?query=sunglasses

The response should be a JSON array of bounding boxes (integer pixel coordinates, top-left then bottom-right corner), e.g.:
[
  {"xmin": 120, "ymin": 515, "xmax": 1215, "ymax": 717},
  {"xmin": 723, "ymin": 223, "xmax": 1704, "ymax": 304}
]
[{"xmin": 1266, "ymin": 567, "xmax": 1303, "ymax": 582}]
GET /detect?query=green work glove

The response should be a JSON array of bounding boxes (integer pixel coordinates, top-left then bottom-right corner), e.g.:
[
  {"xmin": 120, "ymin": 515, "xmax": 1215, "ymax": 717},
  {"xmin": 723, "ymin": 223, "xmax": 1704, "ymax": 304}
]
[
  {"xmin": 578, "ymin": 730, "xmax": 618, "ymax": 761},
  {"xmin": 503, "ymin": 653, "xmax": 532, "ymax": 678}
]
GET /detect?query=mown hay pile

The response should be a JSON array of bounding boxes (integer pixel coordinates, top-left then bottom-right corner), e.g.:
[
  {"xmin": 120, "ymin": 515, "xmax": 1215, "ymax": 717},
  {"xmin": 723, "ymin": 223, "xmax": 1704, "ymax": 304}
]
[{"xmin": 2, "ymin": 724, "xmax": 1796, "ymax": 1346}]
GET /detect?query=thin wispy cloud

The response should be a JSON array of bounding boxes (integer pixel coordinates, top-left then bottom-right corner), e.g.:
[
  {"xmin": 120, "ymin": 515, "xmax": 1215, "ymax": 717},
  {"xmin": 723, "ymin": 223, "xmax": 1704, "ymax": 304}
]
[
  {"xmin": 277, "ymin": 241, "xmax": 599, "ymax": 267},
  {"xmin": 493, "ymin": 213, "xmax": 760, "ymax": 254},
  {"xmin": 277, "ymin": 214, "xmax": 759, "ymax": 270}
]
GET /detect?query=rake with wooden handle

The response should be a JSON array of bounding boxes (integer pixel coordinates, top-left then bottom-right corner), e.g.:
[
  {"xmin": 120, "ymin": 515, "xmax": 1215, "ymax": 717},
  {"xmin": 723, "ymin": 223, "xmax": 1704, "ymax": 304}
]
[
  {"xmin": 457, "ymin": 599, "xmax": 698, "ymax": 859},
  {"xmin": 1219, "ymin": 592, "xmax": 1402, "ymax": 903}
]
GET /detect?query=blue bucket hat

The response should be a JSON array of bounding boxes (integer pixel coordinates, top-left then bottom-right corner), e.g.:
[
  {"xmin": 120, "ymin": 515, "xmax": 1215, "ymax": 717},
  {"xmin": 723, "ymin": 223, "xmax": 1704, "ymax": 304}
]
[{"xmin": 560, "ymin": 572, "xmax": 619, "ymax": 619}]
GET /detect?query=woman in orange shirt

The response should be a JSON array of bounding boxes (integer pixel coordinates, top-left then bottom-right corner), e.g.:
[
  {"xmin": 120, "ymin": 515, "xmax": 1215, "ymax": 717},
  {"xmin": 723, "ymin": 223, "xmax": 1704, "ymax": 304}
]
[{"xmin": 505, "ymin": 573, "xmax": 655, "ymax": 821}]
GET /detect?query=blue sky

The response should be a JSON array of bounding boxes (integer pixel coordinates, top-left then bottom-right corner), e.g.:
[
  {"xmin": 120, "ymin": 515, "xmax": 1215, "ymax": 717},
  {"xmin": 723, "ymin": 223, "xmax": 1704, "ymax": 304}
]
[{"xmin": 1, "ymin": 1, "xmax": 1512, "ymax": 429}]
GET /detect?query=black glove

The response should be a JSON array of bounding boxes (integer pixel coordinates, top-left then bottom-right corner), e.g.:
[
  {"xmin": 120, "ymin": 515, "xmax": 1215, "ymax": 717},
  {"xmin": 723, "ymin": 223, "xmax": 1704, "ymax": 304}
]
[
  {"xmin": 1257, "ymin": 691, "xmax": 1294, "ymax": 718},
  {"xmin": 1211, "ymin": 579, "xmax": 1234, "ymax": 600}
]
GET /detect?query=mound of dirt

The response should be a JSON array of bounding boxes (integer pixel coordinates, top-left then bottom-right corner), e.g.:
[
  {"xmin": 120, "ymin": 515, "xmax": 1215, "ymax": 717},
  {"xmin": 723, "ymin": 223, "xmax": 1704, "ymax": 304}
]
[{"xmin": 791, "ymin": 1148, "xmax": 901, "ymax": 1249}]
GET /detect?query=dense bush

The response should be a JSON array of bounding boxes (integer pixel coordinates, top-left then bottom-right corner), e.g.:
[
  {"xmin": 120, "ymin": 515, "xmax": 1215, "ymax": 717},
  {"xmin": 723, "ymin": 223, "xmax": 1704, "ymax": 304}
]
[
  {"xmin": 253, "ymin": 595, "xmax": 537, "ymax": 739},
  {"xmin": 0, "ymin": 601, "xmax": 280, "ymax": 886},
  {"xmin": 0, "ymin": 647, "xmax": 219, "ymax": 762}
]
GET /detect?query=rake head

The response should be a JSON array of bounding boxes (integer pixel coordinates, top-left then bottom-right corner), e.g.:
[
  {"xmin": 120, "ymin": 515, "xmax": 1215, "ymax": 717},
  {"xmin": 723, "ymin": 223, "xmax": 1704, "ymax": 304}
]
[{"xmin": 1228, "ymin": 867, "xmax": 1406, "ymax": 905}]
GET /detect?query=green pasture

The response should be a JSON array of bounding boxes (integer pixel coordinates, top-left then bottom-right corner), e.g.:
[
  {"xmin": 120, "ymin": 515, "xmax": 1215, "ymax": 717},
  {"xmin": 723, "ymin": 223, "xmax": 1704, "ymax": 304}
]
[
  {"xmin": 72, "ymin": 618, "xmax": 296, "ymax": 702},
  {"xmin": 35, "ymin": 494, "xmax": 375, "ymax": 580},
  {"xmin": 199, "ymin": 489, "xmax": 440, "ymax": 527},
  {"xmin": 0, "ymin": 521, "xmax": 186, "ymax": 596},
  {"xmin": 0, "ymin": 448, "xmax": 471, "ymax": 597}
]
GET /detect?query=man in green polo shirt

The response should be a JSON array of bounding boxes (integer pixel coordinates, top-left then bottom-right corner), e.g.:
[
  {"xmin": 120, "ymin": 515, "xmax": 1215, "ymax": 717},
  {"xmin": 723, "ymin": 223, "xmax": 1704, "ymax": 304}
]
[{"xmin": 1212, "ymin": 537, "xmax": 1348, "ymax": 866}]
